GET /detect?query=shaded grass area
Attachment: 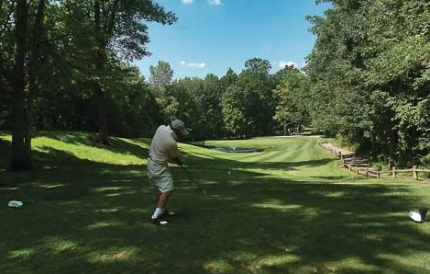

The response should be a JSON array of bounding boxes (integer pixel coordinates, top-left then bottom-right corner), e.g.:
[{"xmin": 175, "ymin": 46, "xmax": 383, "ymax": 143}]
[{"xmin": 1, "ymin": 132, "xmax": 430, "ymax": 274}]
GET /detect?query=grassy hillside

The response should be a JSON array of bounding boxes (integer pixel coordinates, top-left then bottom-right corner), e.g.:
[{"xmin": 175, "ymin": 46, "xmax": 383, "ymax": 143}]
[{"xmin": 1, "ymin": 132, "xmax": 429, "ymax": 274}]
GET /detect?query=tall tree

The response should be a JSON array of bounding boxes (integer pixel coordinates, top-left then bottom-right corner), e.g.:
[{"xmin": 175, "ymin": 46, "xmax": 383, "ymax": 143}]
[
  {"xmin": 66, "ymin": 0, "xmax": 177, "ymax": 145},
  {"xmin": 0, "ymin": 1, "xmax": 14, "ymax": 130},
  {"xmin": 273, "ymin": 65, "xmax": 309, "ymax": 135},
  {"xmin": 9, "ymin": 0, "xmax": 30, "ymax": 170},
  {"xmin": 149, "ymin": 60, "xmax": 173, "ymax": 88},
  {"xmin": 6, "ymin": 0, "xmax": 46, "ymax": 170},
  {"xmin": 222, "ymin": 58, "xmax": 276, "ymax": 137}
]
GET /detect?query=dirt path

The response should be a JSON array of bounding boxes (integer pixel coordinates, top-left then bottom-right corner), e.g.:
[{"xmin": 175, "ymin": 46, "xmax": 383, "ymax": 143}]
[{"xmin": 320, "ymin": 143, "xmax": 354, "ymax": 156}]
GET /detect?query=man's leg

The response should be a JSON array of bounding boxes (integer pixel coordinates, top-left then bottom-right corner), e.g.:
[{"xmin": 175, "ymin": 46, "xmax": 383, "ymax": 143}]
[
  {"xmin": 157, "ymin": 190, "xmax": 172, "ymax": 209},
  {"xmin": 155, "ymin": 190, "xmax": 175, "ymax": 217},
  {"xmin": 149, "ymin": 161, "xmax": 174, "ymax": 224},
  {"xmin": 152, "ymin": 190, "xmax": 172, "ymax": 216}
]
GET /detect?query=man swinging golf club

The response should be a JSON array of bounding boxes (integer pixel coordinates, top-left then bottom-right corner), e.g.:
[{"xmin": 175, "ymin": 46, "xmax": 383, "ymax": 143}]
[{"xmin": 147, "ymin": 119, "xmax": 189, "ymax": 225}]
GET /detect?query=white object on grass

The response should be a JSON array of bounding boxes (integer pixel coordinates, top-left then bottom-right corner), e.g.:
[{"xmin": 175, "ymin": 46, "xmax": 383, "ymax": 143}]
[
  {"xmin": 8, "ymin": 200, "xmax": 23, "ymax": 208},
  {"xmin": 409, "ymin": 211, "xmax": 422, "ymax": 223}
]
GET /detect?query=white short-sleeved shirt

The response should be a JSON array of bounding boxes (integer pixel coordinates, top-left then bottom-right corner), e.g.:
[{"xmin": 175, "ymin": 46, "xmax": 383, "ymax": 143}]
[{"xmin": 148, "ymin": 125, "xmax": 179, "ymax": 164}]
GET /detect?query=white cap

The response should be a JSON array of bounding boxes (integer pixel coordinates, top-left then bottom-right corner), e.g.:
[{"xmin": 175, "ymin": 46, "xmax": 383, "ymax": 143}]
[{"xmin": 171, "ymin": 120, "xmax": 189, "ymax": 137}]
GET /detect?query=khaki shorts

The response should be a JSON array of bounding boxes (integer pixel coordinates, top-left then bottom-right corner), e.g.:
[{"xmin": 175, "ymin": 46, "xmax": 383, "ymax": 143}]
[{"xmin": 147, "ymin": 158, "xmax": 174, "ymax": 192}]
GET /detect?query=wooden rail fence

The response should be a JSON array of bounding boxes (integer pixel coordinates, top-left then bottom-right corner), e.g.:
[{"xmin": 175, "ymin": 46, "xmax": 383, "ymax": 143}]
[{"xmin": 318, "ymin": 142, "xmax": 430, "ymax": 181}]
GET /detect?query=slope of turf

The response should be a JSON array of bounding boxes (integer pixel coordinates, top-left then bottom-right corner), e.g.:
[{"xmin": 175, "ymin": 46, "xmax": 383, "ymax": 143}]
[{"xmin": 1, "ymin": 132, "xmax": 430, "ymax": 274}]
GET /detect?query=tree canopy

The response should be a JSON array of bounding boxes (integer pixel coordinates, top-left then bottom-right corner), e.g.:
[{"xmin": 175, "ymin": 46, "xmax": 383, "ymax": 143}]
[{"xmin": 306, "ymin": 0, "xmax": 430, "ymax": 167}]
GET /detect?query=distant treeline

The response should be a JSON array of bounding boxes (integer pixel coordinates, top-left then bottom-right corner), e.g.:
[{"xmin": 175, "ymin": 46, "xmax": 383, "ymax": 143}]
[{"xmin": 147, "ymin": 59, "xmax": 308, "ymax": 141}]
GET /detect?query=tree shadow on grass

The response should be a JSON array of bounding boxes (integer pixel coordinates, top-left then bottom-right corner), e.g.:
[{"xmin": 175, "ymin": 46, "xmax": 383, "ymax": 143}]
[
  {"xmin": 37, "ymin": 131, "xmax": 151, "ymax": 159},
  {"xmin": 0, "ymin": 131, "xmax": 150, "ymax": 173},
  {"xmin": 1, "ymin": 172, "xmax": 429, "ymax": 273},
  {"xmin": 0, "ymin": 138, "xmax": 430, "ymax": 273}
]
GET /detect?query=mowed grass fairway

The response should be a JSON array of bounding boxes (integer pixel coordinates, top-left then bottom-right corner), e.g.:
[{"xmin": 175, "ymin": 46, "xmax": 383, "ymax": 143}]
[{"xmin": 1, "ymin": 132, "xmax": 430, "ymax": 274}]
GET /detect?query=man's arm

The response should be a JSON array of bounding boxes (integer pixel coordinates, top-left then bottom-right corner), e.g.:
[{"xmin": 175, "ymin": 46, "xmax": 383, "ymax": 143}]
[{"xmin": 169, "ymin": 142, "xmax": 183, "ymax": 166}]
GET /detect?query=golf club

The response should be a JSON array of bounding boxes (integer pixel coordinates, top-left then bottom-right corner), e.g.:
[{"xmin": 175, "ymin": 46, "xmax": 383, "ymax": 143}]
[{"xmin": 181, "ymin": 165, "xmax": 206, "ymax": 194}]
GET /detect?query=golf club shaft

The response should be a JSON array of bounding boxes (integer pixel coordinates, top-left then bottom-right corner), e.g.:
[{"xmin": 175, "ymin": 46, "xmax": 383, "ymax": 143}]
[{"xmin": 181, "ymin": 165, "xmax": 206, "ymax": 194}]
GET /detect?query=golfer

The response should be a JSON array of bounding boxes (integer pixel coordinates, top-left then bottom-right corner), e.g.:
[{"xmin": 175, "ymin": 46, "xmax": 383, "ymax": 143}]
[{"xmin": 147, "ymin": 120, "xmax": 189, "ymax": 225}]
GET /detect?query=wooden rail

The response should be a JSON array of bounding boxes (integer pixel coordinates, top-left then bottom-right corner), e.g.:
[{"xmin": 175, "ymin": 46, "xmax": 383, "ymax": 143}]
[{"xmin": 318, "ymin": 142, "xmax": 430, "ymax": 181}]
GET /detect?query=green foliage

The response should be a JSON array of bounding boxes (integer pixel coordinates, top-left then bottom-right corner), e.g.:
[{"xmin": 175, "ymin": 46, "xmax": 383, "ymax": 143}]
[
  {"xmin": 306, "ymin": 0, "xmax": 430, "ymax": 167},
  {"xmin": 222, "ymin": 58, "xmax": 277, "ymax": 137},
  {"xmin": 273, "ymin": 65, "xmax": 310, "ymax": 135},
  {"xmin": 0, "ymin": 0, "xmax": 174, "ymax": 138},
  {"xmin": 149, "ymin": 61, "xmax": 174, "ymax": 88},
  {"xmin": 164, "ymin": 75, "xmax": 225, "ymax": 140},
  {"xmin": 107, "ymin": 65, "xmax": 162, "ymax": 137},
  {"xmin": 144, "ymin": 59, "xmax": 295, "ymax": 140}
]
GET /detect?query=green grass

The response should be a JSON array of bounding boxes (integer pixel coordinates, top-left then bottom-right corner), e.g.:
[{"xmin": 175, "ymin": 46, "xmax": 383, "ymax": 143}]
[{"xmin": 1, "ymin": 132, "xmax": 430, "ymax": 274}]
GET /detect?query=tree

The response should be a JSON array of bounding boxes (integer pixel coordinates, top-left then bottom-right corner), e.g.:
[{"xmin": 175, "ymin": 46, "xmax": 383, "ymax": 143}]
[
  {"xmin": 222, "ymin": 84, "xmax": 248, "ymax": 137},
  {"xmin": 222, "ymin": 58, "xmax": 276, "ymax": 137},
  {"xmin": 149, "ymin": 61, "xmax": 173, "ymax": 88},
  {"xmin": 3, "ymin": 0, "xmax": 47, "ymax": 170},
  {"xmin": 148, "ymin": 60, "xmax": 178, "ymax": 122},
  {"xmin": 273, "ymin": 65, "xmax": 309, "ymax": 135},
  {"xmin": 200, "ymin": 74, "xmax": 224, "ymax": 138},
  {"xmin": 108, "ymin": 65, "xmax": 162, "ymax": 137},
  {"xmin": 65, "ymin": 0, "xmax": 177, "ymax": 145},
  {"xmin": 174, "ymin": 74, "xmax": 224, "ymax": 139},
  {"xmin": 220, "ymin": 68, "xmax": 238, "ymax": 89},
  {"xmin": 306, "ymin": 0, "xmax": 430, "ymax": 167}
]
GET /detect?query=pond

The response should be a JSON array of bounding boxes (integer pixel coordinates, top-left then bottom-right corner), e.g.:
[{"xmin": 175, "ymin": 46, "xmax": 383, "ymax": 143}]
[{"xmin": 212, "ymin": 147, "xmax": 261, "ymax": 153}]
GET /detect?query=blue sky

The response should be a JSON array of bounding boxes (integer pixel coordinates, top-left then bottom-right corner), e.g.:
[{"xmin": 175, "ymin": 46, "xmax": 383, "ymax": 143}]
[{"xmin": 134, "ymin": 0, "xmax": 330, "ymax": 80}]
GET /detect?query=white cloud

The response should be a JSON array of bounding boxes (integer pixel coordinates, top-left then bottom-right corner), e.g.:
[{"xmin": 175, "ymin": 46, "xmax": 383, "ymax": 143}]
[
  {"xmin": 181, "ymin": 0, "xmax": 193, "ymax": 4},
  {"xmin": 209, "ymin": 0, "xmax": 223, "ymax": 5},
  {"xmin": 180, "ymin": 61, "xmax": 206, "ymax": 68}
]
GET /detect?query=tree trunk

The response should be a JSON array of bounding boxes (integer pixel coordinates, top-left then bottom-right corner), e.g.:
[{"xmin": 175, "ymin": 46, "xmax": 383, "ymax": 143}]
[
  {"xmin": 10, "ymin": 0, "xmax": 31, "ymax": 171},
  {"xmin": 388, "ymin": 128, "xmax": 399, "ymax": 168},
  {"xmin": 94, "ymin": 0, "xmax": 111, "ymax": 146},
  {"xmin": 96, "ymin": 81, "xmax": 110, "ymax": 145},
  {"xmin": 25, "ymin": 0, "xmax": 46, "ymax": 166},
  {"xmin": 95, "ymin": 46, "xmax": 110, "ymax": 145}
]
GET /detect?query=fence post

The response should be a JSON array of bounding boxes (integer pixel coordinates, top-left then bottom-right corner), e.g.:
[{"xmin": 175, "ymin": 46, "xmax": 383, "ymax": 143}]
[
  {"xmin": 388, "ymin": 158, "xmax": 394, "ymax": 171},
  {"xmin": 413, "ymin": 165, "xmax": 418, "ymax": 180},
  {"xmin": 392, "ymin": 167, "xmax": 396, "ymax": 179},
  {"xmin": 355, "ymin": 167, "xmax": 359, "ymax": 174},
  {"xmin": 348, "ymin": 164, "xmax": 352, "ymax": 171},
  {"xmin": 366, "ymin": 169, "xmax": 369, "ymax": 177},
  {"xmin": 377, "ymin": 171, "xmax": 380, "ymax": 179}
]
